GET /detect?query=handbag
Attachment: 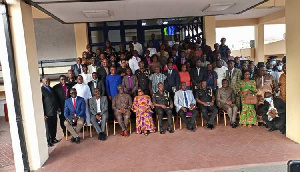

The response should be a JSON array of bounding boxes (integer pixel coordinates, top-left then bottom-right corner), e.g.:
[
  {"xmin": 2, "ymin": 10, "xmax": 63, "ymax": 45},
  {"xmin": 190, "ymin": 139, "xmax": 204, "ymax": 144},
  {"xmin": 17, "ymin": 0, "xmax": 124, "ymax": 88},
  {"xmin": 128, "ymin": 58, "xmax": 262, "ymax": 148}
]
[{"xmin": 244, "ymin": 94, "xmax": 258, "ymax": 105}]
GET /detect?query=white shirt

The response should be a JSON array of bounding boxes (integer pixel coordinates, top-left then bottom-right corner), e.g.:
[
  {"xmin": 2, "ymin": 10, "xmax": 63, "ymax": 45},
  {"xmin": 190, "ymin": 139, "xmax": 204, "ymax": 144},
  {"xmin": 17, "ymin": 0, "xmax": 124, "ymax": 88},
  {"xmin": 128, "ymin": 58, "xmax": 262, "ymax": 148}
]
[
  {"xmin": 79, "ymin": 73, "xmax": 93, "ymax": 85},
  {"xmin": 128, "ymin": 56, "xmax": 141, "ymax": 74},
  {"xmin": 214, "ymin": 66, "xmax": 228, "ymax": 88},
  {"xmin": 73, "ymin": 83, "xmax": 92, "ymax": 101},
  {"xmin": 133, "ymin": 42, "xmax": 143, "ymax": 55},
  {"xmin": 147, "ymin": 48, "xmax": 157, "ymax": 56},
  {"xmin": 92, "ymin": 79, "xmax": 98, "ymax": 88},
  {"xmin": 96, "ymin": 98, "xmax": 101, "ymax": 113},
  {"xmin": 87, "ymin": 65, "xmax": 97, "ymax": 74}
]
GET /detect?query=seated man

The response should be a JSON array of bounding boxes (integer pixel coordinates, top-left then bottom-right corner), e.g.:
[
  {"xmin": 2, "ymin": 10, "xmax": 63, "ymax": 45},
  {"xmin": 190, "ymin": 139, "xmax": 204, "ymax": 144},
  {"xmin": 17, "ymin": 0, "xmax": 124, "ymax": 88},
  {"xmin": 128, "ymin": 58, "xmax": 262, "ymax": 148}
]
[
  {"xmin": 152, "ymin": 82, "xmax": 174, "ymax": 134},
  {"xmin": 195, "ymin": 80, "xmax": 218, "ymax": 129},
  {"xmin": 64, "ymin": 88, "xmax": 86, "ymax": 144},
  {"xmin": 174, "ymin": 82, "xmax": 198, "ymax": 131},
  {"xmin": 216, "ymin": 79, "xmax": 238, "ymax": 128},
  {"xmin": 112, "ymin": 85, "xmax": 132, "ymax": 137},
  {"xmin": 258, "ymin": 91, "xmax": 286, "ymax": 134},
  {"xmin": 89, "ymin": 88, "xmax": 108, "ymax": 141}
]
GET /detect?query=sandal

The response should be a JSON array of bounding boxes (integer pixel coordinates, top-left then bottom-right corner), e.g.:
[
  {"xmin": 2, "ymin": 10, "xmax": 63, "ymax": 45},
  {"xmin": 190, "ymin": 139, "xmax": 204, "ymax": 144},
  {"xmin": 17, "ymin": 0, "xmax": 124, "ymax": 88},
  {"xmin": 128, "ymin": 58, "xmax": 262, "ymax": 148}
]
[
  {"xmin": 248, "ymin": 124, "xmax": 253, "ymax": 128},
  {"xmin": 243, "ymin": 124, "xmax": 247, "ymax": 127}
]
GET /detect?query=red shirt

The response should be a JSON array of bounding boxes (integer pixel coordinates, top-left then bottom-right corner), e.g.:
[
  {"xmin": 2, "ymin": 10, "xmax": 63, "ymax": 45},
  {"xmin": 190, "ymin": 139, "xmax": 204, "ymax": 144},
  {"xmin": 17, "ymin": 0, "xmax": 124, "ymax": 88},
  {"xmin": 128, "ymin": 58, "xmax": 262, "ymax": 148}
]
[{"xmin": 179, "ymin": 72, "xmax": 191, "ymax": 86}]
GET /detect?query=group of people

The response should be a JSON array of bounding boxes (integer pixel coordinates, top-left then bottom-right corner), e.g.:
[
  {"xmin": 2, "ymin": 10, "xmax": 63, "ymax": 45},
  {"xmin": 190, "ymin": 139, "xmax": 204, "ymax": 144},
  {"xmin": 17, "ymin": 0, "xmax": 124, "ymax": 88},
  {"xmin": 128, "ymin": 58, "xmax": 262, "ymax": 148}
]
[{"xmin": 41, "ymin": 34, "xmax": 287, "ymax": 146}]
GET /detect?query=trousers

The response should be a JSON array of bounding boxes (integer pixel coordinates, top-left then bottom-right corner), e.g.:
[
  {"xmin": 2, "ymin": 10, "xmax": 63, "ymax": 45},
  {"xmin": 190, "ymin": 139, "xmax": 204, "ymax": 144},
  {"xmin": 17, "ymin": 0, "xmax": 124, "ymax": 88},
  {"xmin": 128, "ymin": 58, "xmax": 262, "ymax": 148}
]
[
  {"xmin": 115, "ymin": 111, "xmax": 131, "ymax": 131},
  {"xmin": 90, "ymin": 113, "xmax": 108, "ymax": 134},
  {"xmin": 64, "ymin": 118, "xmax": 85, "ymax": 138},
  {"xmin": 155, "ymin": 107, "xmax": 173, "ymax": 129},
  {"xmin": 45, "ymin": 115, "xmax": 57, "ymax": 143},
  {"xmin": 220, "ymin": 104, "xmax": 238, "ymax": 123},
  {"xmin": 200, "ymin": 104, "xmax": 218, "ymax": 125}
]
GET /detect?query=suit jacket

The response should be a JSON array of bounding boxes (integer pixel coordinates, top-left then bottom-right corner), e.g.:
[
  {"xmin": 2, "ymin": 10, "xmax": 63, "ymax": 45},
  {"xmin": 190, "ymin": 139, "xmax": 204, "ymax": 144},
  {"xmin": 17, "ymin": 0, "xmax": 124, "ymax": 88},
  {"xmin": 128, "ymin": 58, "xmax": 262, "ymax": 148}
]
[
  {"xmin": 88, "ymin": 79, "xmax": 106, "ymax": 96},
  {"xmin": 71, "ymin": 64, "xmax": 82, "ymax": 77},
  {"xmin": 257, "ymin": 98, "xmax": 286, "ymax": 115},
  {"xmin": 225, "ymin": 68, "xmax": 242, "ymax": 94},
  {"xmin": 122, "ymin": 75, "xmax": 139, "ymax": 94},
  {"xmin": 176, "ymin": 57, "xmax": 190, "ymax": 70},
  {"xmin": 87, "ymin": 65, "xmax": 99, "ymax": 74},
  {"xmin": 41, "ymin": 86, "xmax": 57, "ymax": 117},
  {"xmin": 97, "ymin": 66, "xmax": 110, "ymax": 83},
  {"xmin": 164, "ymin": 69, "xmax": 180, "ymax": 92},
  {"xmin": 190, "ymin": 67, "xmax": 207, "ymax": 87},
  {"xmin": 88, "ymin": 96, "xmax": 108, "ymax": 116},
  {"xmin": 64, "ymin": 96, "xmax": 86, "ymax": 119},
  {"xmin": 174, "ymin": 90, "xmax": 196, "ymax": 112},
  {"xmin": 216, "ymin": 87, "xmax": 236, "ymax": 108},
  {"xmin": 53, "ymin": 83, "xmax": 70, "ymax": 110}
]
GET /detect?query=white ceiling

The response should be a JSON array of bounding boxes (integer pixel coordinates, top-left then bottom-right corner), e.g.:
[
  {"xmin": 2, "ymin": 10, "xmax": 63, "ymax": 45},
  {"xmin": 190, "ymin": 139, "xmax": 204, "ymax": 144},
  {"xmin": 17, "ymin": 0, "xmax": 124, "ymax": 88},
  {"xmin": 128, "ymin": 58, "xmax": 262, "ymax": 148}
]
[
  {"xmin": 30, "ymin": 0, "xmax": 269, "ymax": 23},
  {"xmin": 215, "ymin": 7, "xmax": 284, "ymax": 20}
]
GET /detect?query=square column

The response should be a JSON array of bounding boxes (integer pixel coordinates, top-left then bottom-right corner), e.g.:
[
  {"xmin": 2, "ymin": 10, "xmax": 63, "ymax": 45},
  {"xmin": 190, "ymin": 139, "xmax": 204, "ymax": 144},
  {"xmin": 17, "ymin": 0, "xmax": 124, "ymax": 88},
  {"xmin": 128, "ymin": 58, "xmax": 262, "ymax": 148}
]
[
  {"xmin": 286, "ymin": 0, "xmax": 300, "ymax": 143},
  {"xmin": 6, "ymin": 0, "xmax": 48, "ymax": 170},
  {"xmin": 74, "ymin": 23, "xmax": 88, "ymax": 58},
  {"xmin": 255, "ymin": 23, "xmax": 264, "ymax": 63},
  {"xmin": 203, "ymin": 16, "xmax": 216, "ymax": 48}
]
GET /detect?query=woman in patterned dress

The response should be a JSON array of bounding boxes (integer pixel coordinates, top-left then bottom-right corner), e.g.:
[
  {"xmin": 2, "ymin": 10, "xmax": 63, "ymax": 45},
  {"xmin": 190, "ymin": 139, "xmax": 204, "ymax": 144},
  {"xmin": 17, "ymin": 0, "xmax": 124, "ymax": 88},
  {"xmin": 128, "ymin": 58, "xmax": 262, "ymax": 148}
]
[
  {"xmin": 132, "ymin": 89, "xmax": 155, "ymax": 136},
  {"xmin": 236, "ymin": 70, "xmax": 258, "ymax": 128}
]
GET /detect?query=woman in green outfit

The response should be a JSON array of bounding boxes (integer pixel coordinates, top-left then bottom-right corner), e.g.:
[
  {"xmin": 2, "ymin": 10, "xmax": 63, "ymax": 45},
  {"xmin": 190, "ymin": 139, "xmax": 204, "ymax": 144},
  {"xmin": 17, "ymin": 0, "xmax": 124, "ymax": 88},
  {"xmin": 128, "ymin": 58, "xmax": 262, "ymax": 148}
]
[{"xmin": 236, "ymin": 70, "xmax": 258, "ymax": 127}]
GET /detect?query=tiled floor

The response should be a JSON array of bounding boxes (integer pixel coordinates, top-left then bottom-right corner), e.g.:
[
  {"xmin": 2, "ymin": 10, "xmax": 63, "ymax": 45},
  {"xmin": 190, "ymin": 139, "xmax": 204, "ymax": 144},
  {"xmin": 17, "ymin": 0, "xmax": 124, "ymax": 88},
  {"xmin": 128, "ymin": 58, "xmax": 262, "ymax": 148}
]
[
  {"xmin": 0, "ymin": 117, "xmax": 14, "ymax": 171},
  {"xmin": 37, "ymin": 119, "xmax": 300, "ymax": 172}
]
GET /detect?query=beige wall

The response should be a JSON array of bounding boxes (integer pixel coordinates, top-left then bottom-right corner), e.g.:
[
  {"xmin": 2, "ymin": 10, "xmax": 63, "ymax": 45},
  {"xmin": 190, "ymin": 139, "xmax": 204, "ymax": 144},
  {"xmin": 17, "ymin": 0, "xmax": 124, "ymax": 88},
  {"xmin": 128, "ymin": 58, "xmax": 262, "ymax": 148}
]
[{"xmin": 203, "ymin": 16, "xmax": 216, "ymax": 48}]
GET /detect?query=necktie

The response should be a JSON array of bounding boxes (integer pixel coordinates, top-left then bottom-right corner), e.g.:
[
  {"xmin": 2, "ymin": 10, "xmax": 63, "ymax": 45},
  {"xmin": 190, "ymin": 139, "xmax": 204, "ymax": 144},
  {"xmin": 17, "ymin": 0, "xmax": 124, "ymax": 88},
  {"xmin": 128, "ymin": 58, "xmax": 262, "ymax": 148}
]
[
  {"xmin": 182, "ymin": 58, "xmax": 184, "ymax": 64},
  {"xmin": 128, "ymin": 76, "xmax": 132, "ymax": 89},
  {"xmin": 93, "ymin": 80, "xmax": 97, "ymax": 88},
  {"xmin": 184, "ymin": 91, "xmax": 188, "ymax": 107},
  {"xmin": 73, "ymin": 98, "xmax": 76, "ymax": 109},
  {"xmin": 78, "ymin": 65, "xmax": 81, "ymax": 74},
  {"xmin": 261, "ymin": 76, "xmax": 264, "ymax": 87}
]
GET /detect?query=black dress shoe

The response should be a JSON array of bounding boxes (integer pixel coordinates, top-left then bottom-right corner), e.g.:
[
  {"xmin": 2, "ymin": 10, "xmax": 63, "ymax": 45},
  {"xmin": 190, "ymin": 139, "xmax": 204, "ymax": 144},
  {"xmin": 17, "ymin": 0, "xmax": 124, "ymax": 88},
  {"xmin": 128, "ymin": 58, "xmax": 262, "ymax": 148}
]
[
  {"xmin": 75, "ymin": 137, "xmax": 80, "ymax": 144},
  {"xmin": 231, "ymin": 122, "xmax": 237, "ymax": 128},
  {"xmin": 98, "ymin": 133, "xmax": 102, "ymax": 140},
  {"xmin": 160, "ymin": 130, "xmax": 165, "ymax": 134},
  {"xmin": 268, "ymin": 127, "xmax": 275, "ymax": 132},
  {"xmin": 101, "ymin": 132, "xmax": 107, "ymax": 141},
  {"xmin": 48, "ymin": 142, "xmax": 54, "ymax": 147},
  {"xmin": 167, "ymin": 127, "xmax": 174, "ymax": 133},
  {"xmin": 51, "ymin": 139, "xmax": 60, "ymax": 144},
  {"xmin": 70, "ymin": 137, "xmax": 76, "ymax": 143}
]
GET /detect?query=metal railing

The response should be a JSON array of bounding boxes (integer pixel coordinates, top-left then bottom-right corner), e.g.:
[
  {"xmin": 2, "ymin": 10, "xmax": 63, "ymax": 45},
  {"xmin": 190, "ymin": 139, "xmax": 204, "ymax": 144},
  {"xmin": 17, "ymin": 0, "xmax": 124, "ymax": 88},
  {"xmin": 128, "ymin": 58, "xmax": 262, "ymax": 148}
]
[{"xmin": 38, "ymin": 58, "xmax": 77, "ymax": 78}]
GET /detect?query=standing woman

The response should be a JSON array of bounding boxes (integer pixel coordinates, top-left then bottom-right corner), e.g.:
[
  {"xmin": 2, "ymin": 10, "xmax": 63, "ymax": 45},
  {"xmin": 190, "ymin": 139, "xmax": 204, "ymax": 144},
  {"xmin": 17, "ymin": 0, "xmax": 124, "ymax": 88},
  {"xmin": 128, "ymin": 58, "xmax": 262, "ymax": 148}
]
[
  {"xmin": 149, "ymin": 54, "xmax": 161, "ymax": 74},
  {"xmin": 178, "ymin": 64, "xmax": 191, "ymax": 90},
  {"xmin": 236, "ymin": 70, "xmax": 258, "ymax": 128},
  {"xmin": 132, "ymin": 89, "xmax": 155, "ymax": 136}
]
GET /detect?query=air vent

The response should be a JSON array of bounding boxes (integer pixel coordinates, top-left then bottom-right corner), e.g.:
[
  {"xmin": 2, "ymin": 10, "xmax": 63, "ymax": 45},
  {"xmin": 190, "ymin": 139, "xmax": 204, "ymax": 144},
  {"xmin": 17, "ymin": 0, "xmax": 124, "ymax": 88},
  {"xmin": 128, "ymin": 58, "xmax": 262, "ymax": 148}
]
[
  {"xmin": 82, "ymin": 10, "xmax": 111, "ymax": 18},
  {"xmin": 202, "ymin": 3, "xmax": 235, "ymax": 12}
]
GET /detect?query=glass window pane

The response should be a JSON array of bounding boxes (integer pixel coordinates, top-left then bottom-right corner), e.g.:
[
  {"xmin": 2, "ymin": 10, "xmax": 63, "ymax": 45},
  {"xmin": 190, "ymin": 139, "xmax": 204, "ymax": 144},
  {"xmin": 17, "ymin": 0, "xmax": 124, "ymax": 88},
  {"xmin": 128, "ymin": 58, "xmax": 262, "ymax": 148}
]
[
  {"xmin": 89, "ymin": 23, "xmax": 103, "ymax": 27},
  {"xmin": 112, "ymin": 45, "xmax": 120, "ymax": 52},
  {"xmin": 144, "ymin": 29, "xmax": 161, "ymax": 43},
  {"xmin": 91, "ymin": 30, "xmax": 104, "ymax": 43},
  {"xmin": 107, "ymin": 21, "xmax": 120, "ymax": 26},
  {"xmin": 125, "ymin": 29, "xmax": 137, "ymax": 42},
  {"xmin": 124, "ymin": 21, "xmax": 137, "ymax": 25},
  {"xmin": 108, "ymin": 30, "xmax": 121, "ymax": 42}
]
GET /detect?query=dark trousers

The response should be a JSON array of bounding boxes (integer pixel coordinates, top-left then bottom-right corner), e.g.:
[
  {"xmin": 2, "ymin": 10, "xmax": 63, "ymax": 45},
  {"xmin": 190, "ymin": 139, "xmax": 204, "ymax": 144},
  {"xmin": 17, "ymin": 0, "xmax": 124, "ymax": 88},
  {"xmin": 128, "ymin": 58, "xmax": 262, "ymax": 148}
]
[
  {"xmin": 200, "ymin": 105, "xmax": 218, "ymax": 125},
  {"xmin": 45, "ymin": 115, "xmax": 57, "ymax": 143},
  {"xmin": 262, "ymin": 113, "xmax": 286, "ymax": 131},
  {"xmin": 178, "ymin": 108, "xmax": 198, "ymax": 129},
  {"xmin": 59, "ymin": 110, "xmax": 66, "ymax": 135},
  {"xmin": 155, "ymin": 107, "xmax": 173, "ymax": 130}
]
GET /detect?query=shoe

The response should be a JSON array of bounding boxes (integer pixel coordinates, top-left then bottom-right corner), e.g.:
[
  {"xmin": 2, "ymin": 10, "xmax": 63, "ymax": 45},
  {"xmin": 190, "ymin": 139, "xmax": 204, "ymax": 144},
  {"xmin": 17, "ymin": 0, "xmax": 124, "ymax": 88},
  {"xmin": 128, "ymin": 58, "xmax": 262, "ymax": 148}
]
[
  {"xmin": 206, "ymin": 123, "xmax": 209, "ymax": 128},
  {"xmin": 208, "ymin": 124, "xmax": 213, "ymax": 130},
  {"xmin": 51, "ymin": 139, "xmax": 60, "ymax": 144},
  {"xmin": 191, "ymin": 127, "xmax": 196, "ymax": 132},
  {"xmin": 160, "ymin": 129, "xmax": 165, "ymax": 134},
  {"xmin": 120, "ymin": 130, "xmax": 125, "ymax": 136},
  {"xmin": 98, "ymin": 133, "xmax": 102, "ymax": 140},
  {"xmin": 48, "ymin": 142, "xmax": 54, "ymax": 147},
  {"xmin": 268, "ymin": 127, "xmax": 275, "ymax": 132},
  {"xmin": 70, "ymin": 137, "xmax": 76, "ymax": 143},
  {"xmin": 75, "ymin": 137, "xmax": 80, "ymax": 144},
  {"xmin": 124, "ymin": 131, "xmax": 129, "ymax": 137},
  {"xmin": 231, "ymin": 122, "xmax": 237, "ymax": 128},
  {"xmin": 167, "ymin": 127, "xmax": 174, "ymax": 133},
  {"xmin": 100, "ymin": 132, "xmax": 106, "ymax": 141}
]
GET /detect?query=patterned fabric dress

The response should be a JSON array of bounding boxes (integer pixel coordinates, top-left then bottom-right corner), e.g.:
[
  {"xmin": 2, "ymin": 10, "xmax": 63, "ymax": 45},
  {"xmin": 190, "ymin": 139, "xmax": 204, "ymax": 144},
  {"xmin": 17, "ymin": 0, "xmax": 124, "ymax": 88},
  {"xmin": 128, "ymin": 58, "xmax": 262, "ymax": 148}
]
[
  {"xmin": 279, "ymin": 73, "xmax": 286, "ymax": 102},
  {"xmin": 132, "ymin": 95, "xmax": 155, "ymax": 133},
  {"xmin": 236, "ymin": 80, "xmax": 258, "ymax": 125}
]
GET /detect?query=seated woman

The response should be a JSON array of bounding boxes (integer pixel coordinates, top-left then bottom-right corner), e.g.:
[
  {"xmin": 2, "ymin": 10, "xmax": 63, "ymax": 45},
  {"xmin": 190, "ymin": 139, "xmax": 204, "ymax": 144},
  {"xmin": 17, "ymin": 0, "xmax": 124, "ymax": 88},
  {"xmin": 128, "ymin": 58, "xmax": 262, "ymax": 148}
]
[
  {"xmin": 178, "ymin": 64, "xmax": 191, "ymax": 90},
  {"xmin": 163, "ymin": 57, "xmax": 178, "ymax": 72},
  {"xmin": 149, "ymin": 54, "xmax": 161, "ymax": 74},
  {"xmin": 132, "ymin": 89, "xmax": 155, "ymax": 136}
]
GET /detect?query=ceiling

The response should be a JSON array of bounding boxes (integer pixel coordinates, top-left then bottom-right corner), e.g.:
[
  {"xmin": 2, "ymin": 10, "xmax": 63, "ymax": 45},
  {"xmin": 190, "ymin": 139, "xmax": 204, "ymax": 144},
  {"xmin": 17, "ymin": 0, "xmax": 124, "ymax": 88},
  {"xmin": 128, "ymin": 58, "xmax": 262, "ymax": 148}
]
[{"xmin": 25, "ymin": 0, "xmax": 269, "ymax": 24}]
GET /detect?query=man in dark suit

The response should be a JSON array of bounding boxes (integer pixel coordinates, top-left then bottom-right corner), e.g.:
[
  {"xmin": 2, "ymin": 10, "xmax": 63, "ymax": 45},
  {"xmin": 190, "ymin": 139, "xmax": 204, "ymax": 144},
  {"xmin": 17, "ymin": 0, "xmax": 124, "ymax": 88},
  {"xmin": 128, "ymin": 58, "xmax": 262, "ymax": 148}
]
[
  {"xmin": 164, "ymin": 62, "xmax": 180, "ymax": 97},
  {"xmin": 41, "ymin": 77, "xmax": 59, "ymax": 147},
  {"xmin": 66, "ymin": 69, "xmax": 77, "ymax": 87},
  {"xmin": 53, "ymin": 75, "xmax": 70, "ymax": 136},
  {"xmin": 176, "ymin": 51, "xmax": 190, "ymax": 70},
  {"xmin": 64, "ymin": 88, "xmax": 86, "ymax": 144},
  {"xmin": 88, "ymin": 72, "xmax": 105, "ymax": 96},
  {"xmin": 71, "ymin": 58, "xmax": 83, "ymax": 77},
  {"xmin": 89, "ymin": 88, "xmax": 108, "ymax": 141},
  {"xmin": 190, "ymin": 59, "xmax": 207, "ymax": 90},
  {"xmin": 258, "ymin": 91, "xmax": 286, "ymax": 134},
  {"xmin": 97, "ymin": 59, "xmax": 110, "ymax": 83}
]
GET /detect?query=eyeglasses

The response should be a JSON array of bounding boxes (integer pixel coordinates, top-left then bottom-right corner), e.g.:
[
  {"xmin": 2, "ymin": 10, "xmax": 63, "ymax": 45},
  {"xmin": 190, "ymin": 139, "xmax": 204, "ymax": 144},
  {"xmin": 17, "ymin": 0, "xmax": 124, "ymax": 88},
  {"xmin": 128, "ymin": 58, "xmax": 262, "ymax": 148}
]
[{"xmin": 70, "ymin": 92, "xmax": 76, "ymax": 94}]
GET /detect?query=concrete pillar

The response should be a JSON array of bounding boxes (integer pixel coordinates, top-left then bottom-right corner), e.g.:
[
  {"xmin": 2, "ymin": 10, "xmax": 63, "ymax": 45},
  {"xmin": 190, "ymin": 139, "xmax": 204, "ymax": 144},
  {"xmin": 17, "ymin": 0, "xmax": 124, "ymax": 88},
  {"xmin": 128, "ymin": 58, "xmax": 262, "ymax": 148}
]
[
  {"xmin": 286, "ymin": 0, "xmax": 300, "ymax": 143},
  {"xmin": 74, "ymin": 23, "xmax": 88, "ymax": 57},
  {"xmin": 203, "ymin": 16, "xmax": 216, "ymax": 48},
  {"xmin": 6, "ymin": 0, "xmax": 48, "ymax": 170},
  {"xmin": 254, "ymin": 24, "xmax": 264, "ymax": 63}
]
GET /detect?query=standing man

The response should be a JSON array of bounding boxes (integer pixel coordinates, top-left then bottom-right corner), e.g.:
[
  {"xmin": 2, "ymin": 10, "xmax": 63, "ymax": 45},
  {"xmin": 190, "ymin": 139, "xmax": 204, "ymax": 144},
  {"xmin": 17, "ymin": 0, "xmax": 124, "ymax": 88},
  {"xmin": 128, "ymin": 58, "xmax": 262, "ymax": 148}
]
[
  {"xmin": 66, "ymin": 69, "xmax": 76, "ymax": 87},
  {"xmin": 64, "ymin": 88, "xmax": 85, "ymax": 144},
  {"xmin": 73, "ymin": 75, "xmax": 92, "ymax": 126},
  {"xmin": 89, "ymin": 88, "xmax": 108, "ymax": 141},
  {"xmin": 225, "ymin": 60, "xmax": 242, "ymax": 108},
  {"xmin": 135, "ymin": 61, "xmax": 151, "ymax": 95},
  {"xmin": 214, "ymin": 60, "xmax": 228, "ymax": 89},
  {"xmin": 150, "ymin": 33, "xmax": 160, "ymax": 52},
  {"xmin": 88, "ymin": 72, "xmax": 105, "ymax": 96},
  {"xmin": 122, "ymin": 68, "xmax": 138, "ymax": 97},
  {"xmin": 53, "ymin": 75, "xmax": 70, "ymax": 136},
  {"xmin": 149, "ymin": 66, "xmax": 167, "ymax": 95},
  {"xmin": 216, "ymin": 79, "xmax": 238, "ymax": 128},
  {"xmin": 152, "ymin": 82, "xmax": 174, "ymax": 134},
  {"xmin": 174, "ymin": 82, "xmax": 198, "ymax": 131},
  {"xmin": 219, "ymin": 38, "xmax": 229, "ymax": 61},
  {"xmin": 106, "ymin": 67, "xmax": 122, "ymax": 100},
  {"xmin": 41, "ymin": 77, "xmax": 59, "ymax": 147},
  {"xmin": 97, "ymin": 59, "xmax": 110, "ymax": 83},
  {"xmin": 128, "ymin": 50, "xmax": 141, "ymax": 74},
  {"xmin": 71, "ymin": 57, "xmax": 83, "ymax": 77},
  {"xmin": 164, "ymin": 62, "xmax": 180, "ymax": 97},
  {"xmin": 190, "ymin": 59, "xmax": 207, "ymax": 90},
  {"xmin": 112, "ymin": 85, "xmax": 132, "ymax": 137},
  {"xmin": 176, "ymin": 51, "xmax": 189, "ymax": 70},
  {"xmin": 87, "ymin": 57, "xmax": 99, "ymax": 74},
  {"xmin": 132, "ymin": 36, "xmax": 143, "ymax": 55}
]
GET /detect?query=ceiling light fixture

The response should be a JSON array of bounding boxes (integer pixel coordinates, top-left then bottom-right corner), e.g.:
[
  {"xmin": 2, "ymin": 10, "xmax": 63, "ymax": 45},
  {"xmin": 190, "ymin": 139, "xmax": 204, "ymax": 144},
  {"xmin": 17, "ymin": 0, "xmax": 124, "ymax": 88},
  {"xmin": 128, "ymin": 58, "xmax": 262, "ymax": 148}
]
[
  {"xmin": 142, "ymin": 22, "xmax": 146, "ymax": 26},
  {"xmin": 82, "ymin": 10, "xmax": 111, "ymax": 18},
  {"xmin": 202, "ymin": 3, "xmax": 235, "ymax": 12},
  {"xmin": 163, "ymin": 21, "xmax": 168, "ymax": 25}
]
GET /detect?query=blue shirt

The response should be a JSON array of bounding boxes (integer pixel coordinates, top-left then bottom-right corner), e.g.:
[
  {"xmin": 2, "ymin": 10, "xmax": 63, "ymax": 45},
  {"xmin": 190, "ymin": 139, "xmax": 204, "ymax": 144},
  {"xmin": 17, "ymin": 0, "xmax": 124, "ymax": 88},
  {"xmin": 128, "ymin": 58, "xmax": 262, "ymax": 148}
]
[
  {"xmin": 106, "ymin": 74, "xmax": 122, "ymax": 98},
  {"xmin": 151, "ymin": 40, "xmax": 161, "ymax": 52}
]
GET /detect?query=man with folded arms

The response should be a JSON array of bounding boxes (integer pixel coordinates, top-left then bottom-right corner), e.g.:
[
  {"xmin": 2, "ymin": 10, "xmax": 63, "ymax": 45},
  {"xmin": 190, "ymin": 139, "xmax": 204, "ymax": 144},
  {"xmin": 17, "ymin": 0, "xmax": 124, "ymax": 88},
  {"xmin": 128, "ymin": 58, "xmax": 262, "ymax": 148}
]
[{"xmin": 112, "ymin": 85, "xmax": 132, "ymax": 137}]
